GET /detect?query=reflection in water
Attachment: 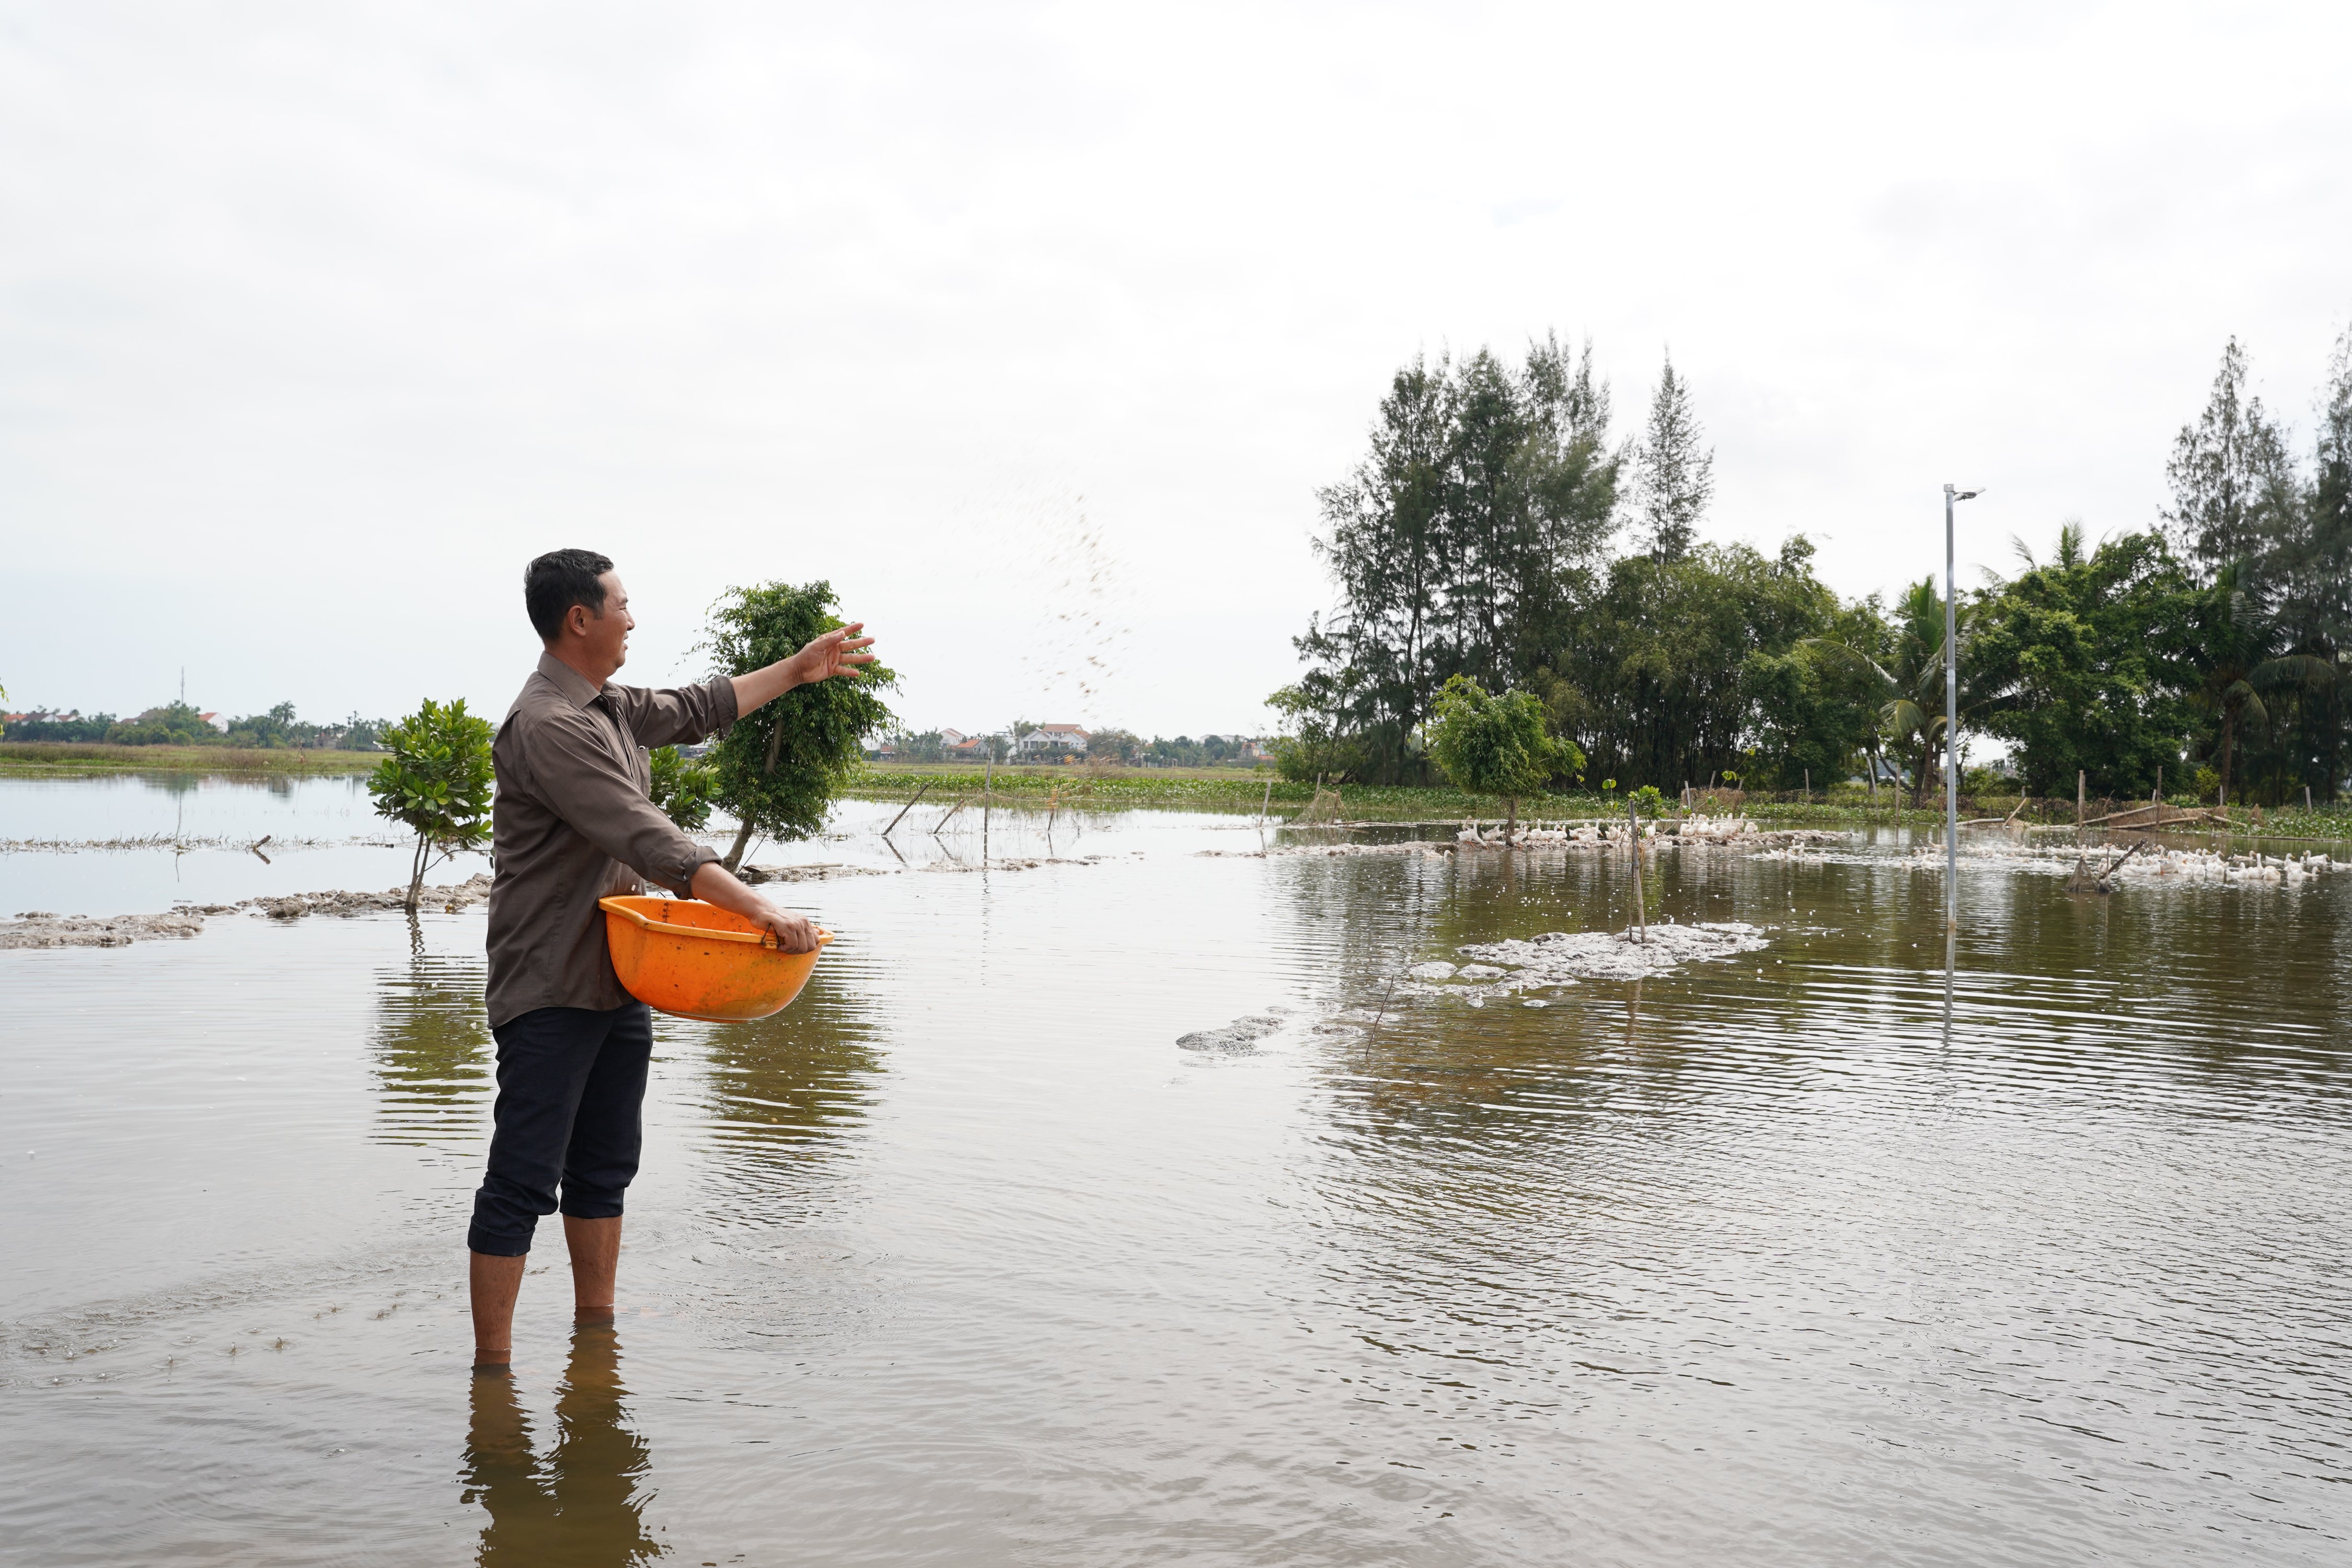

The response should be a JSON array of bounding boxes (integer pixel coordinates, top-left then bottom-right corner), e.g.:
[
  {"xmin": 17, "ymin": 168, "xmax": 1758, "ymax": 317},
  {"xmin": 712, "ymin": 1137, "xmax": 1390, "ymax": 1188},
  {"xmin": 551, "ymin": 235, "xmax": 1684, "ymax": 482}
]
[
  {"xmin": 689, "ymin": 967, "xmax": 884, "ymax": 1208},
  {"xmin": 1262, "ymin": 832, "xmax": 2352, "ymax": 1559},
  {"xmin": 370, "ymin": 949, "xmax": 493, "ymax": 1146},
  {"xmin": 701, "ymin": 983, "xmax": 884, "ymax": 1151},
  {"xmin": 1942, "ymin": 926, "xmax": 1956, "ymax": 1043},
  {"xmin": 11, "ymin": 794, "xmax": 2352, "ymax": 1565},
  {"xmin": 463, "ymin": 1325, "xmax": 663, "ymax": 1565}
]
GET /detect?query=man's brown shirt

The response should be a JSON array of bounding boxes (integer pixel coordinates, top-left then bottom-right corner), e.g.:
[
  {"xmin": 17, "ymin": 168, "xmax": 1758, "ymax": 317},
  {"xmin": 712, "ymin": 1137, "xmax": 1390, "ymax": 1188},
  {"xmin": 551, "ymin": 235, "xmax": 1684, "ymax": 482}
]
[{"xmin": 483, "ymin": 651, "xmax": 737, "ymax": 1027}]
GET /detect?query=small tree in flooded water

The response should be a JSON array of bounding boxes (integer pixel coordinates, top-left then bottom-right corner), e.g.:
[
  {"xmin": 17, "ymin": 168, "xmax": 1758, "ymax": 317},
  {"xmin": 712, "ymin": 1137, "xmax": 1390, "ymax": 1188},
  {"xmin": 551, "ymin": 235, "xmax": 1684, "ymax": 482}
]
[
  {"xmin": 648, "ymin": 745, "xmax": 717, "ymax": 831},
  {"xmin": 1427, "ymin": 675, "xmax": 1582, "ymax": 843},
  {"xmin": 703, "ymin": 581, "xmax": 897, "ymax": 870},
  {"xmin": 367, "ymin": 698, "xmax": 495, "ymax": 911}
]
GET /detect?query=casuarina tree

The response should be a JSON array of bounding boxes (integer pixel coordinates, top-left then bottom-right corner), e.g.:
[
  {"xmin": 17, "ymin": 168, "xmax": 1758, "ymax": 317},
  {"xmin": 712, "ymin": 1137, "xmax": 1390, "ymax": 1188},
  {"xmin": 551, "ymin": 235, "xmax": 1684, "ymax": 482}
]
[
  {"xmin": 2162, "ymin": 338, "xmax": 2299, "ymax": 584},
  {"xmin": 367, "ymin": 697, "xmax": 495, "ymax": 911},
  {"xmin": 1426, "ymin": 674, "xmax": 1582, "ymax": 842},
  {"xmin": 702, "ymin": 580, "xmax": 897, "ymax": 870},
  {"xmin": 1630, "ymin": 352, "xmax": 1714, "ymax": 563}
]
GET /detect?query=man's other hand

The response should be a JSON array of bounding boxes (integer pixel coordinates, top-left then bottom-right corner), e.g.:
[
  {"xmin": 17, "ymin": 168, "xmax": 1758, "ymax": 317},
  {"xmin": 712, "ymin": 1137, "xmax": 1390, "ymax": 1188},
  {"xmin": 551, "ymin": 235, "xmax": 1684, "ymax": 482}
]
[
  {"xmin": 688, "ymin": 862, "xmax": 825, "ymax": 953},
  {"xmin": 757, "ymin": 903, "xmax": 821, "ymax": 953},
  {"xmin": 785, "ymin": 623, "xmax": 878, "ymax": 686}
]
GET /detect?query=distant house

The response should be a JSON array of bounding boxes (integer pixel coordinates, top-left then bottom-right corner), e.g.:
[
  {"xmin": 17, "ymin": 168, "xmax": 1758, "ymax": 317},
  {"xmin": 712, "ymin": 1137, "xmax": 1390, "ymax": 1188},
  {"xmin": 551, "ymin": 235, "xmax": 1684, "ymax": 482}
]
[
  {"xmin": 866, "ymin": 736, "xmax": 901, "ymax": 762},
  {"xmin": 939, "ymin": 728, "xmax": 970, "ymax": 748},
  {"xmin": 201, "ymin": 712, "xmax": 228, "ymax": 732},
  {"xmin": 1016, "ymin": 724, "xmax": 1088, "ymax": 762}
]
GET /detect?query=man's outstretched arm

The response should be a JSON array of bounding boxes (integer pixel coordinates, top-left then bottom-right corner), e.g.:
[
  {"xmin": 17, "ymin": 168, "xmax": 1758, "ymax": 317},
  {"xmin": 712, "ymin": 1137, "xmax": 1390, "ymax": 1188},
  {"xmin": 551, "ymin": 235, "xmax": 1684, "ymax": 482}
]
[{"xmin": 731, "ymin": 622, "xmax": 877, "ymax": 718}]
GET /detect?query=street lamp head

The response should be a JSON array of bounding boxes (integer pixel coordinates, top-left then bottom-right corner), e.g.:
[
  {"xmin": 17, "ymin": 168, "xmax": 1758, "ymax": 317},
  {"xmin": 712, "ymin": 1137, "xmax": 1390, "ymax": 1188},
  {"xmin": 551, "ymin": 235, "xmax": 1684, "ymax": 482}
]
[{"xmin": 1953, "ymin": 488, "xmax": 1984, "ymax": 501}]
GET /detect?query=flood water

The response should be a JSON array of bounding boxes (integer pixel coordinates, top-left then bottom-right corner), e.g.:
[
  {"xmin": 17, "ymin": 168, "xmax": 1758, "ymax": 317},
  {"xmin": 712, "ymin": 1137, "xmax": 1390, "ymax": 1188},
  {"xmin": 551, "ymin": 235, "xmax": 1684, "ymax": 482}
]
[{"xmin": 4, "ymin": 774, "xmax": 2350, "ymax": 1564}]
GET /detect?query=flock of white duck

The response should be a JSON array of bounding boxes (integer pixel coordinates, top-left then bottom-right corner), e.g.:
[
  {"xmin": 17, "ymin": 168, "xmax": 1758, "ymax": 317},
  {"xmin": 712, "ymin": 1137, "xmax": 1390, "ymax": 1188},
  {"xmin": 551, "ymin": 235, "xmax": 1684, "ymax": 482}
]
[
  {"xmin": 1452, "ymin": 814, "xmax": 1828, "ymax": 848},
  {"xmin": 2102, "ymin": 846, "xmax": 2345, "ymax": 885},
  {"xmin": 1877, "ymin": 840, "xmax": 2350, "ymax": 889}
]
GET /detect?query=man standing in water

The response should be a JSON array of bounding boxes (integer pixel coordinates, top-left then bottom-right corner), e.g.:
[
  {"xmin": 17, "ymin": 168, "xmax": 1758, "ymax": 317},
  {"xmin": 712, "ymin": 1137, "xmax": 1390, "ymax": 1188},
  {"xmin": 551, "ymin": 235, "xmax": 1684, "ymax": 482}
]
[{"xmin": 470, "ymin": 548, "xmax": 874, "ymax": 1371}]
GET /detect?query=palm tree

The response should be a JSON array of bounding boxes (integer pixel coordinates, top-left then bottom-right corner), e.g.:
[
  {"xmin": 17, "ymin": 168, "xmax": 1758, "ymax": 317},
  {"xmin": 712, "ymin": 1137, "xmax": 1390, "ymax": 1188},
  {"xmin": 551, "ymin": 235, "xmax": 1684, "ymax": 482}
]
[
  {"xmin": 1808, "ymin": 578, "xmax": 2014, "ymax": 807},
  {"xmin": 2189, "ymin": 562, "xmax": 2336, "ymax": 805},
  {"xmin": 2010, "ymin": 519, "xmax": 2088, "ymax": 573}
]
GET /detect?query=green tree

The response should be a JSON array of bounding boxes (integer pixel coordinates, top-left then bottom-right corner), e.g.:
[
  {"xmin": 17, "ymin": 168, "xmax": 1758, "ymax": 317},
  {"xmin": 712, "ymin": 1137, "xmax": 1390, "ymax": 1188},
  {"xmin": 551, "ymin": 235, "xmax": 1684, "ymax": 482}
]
[
  {"xmin": 2251, "ymin": 326, "xmax": 2352, "ymax": 800},
  {"xmin": 106, "ymin": 701, "xmax": 222, "ymax": 746},
  {"xmin": 1299, "ymin": 336, "xmax": 1621, "ymax": 783},
  {"xmin": 1265, "ymin": 679, "xmax": 1369, "ymax": 782},
  {"xmin": 1552, "ymin": 538, "xmax": 1842, "ymax": 792},
  {"xmin": 1810, "ymin": 577, "xmax": 2016, "ymax": 805},
  {"xmin": 226, "ymin": 700, "xmax": 301, "ymax": 748},
  {"xmin": 367, "ymin": 698, "xmax": 495, "ymax": 912},
  {"xmin": 1970, "ymin": 529, "xmax": 2199, "ymax": 797},
  {"xmin": 2186, "ymin": 562, "xmax": 2335, "ymax": 805},
  {"xmin": 1426, "ymin": 675, "xmax": 1582, "ymax": 841},
  {"xmin": 1740, "ymin": 594, "xmax": 1882, "ymax": 799},
  {"xmin": 648, "ymin": 745, "xmax": 717, "ymax": 831},
  {"xmin": 703, "ymin": 581, "xmax": 898, "ymax": 870},
  {"xmin": 1629, "ymin": 351, "xmax": 1713, "ymax": 563},
  {"xmin": 886, "ymin": 730, "xmax": 950, "ymax": 764},
  {"xmin": 1085, "ymin": 727, "xmax": 1141, "ymax": 765},
  {"xmin": 2163, "ymin": 338, "xmax": 2300, "ymax": 583}
]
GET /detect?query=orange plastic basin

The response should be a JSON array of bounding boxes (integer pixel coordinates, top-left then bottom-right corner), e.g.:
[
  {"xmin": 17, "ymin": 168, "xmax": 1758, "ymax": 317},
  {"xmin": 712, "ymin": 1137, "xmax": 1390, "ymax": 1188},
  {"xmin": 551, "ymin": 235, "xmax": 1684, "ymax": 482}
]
[{"xmin": 599, "ymin": 896, "xmax": 831, "ymax": 1022}]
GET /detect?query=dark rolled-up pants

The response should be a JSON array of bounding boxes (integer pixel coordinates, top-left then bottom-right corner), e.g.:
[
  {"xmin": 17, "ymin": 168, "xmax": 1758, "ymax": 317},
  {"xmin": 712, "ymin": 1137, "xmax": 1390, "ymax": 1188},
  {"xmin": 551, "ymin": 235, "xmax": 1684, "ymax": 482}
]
[{"xmin": 468, "ymin": 1002, "xmax": 654, "ymax": 1257}]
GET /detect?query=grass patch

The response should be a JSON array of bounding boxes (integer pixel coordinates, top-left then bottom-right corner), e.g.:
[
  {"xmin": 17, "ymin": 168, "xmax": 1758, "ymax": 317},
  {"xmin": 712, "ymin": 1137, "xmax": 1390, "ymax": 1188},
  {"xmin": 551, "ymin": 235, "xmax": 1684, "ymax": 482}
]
[
  {"xmin": 843, "ymin": 768, "xmax": 2352, "ymax": 839},
  {"xmin": 846, "ymin": 767, "xmax": 1931, "ymax": 822},
  {"xmin": 0, "ymin": 742, "xmax": 383, "ymax": 775}
]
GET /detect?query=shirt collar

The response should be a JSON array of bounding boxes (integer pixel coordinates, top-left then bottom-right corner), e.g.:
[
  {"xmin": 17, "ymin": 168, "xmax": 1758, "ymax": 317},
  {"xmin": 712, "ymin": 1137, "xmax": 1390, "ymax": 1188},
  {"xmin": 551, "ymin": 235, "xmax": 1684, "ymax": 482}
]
[{"xmin": 535, "ymin": 650, "xmax": 607, "ymax": 711}]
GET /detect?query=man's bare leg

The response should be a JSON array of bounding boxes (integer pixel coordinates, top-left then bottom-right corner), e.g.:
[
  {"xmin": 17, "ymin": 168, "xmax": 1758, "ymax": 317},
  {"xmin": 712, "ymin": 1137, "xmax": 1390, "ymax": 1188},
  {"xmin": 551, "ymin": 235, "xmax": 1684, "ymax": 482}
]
[
  {"xmin": 471, "ymin": 1251, "xmax": 526, "ymax": 1371},
  {"xmin": 564, "ymin": 1215, "xmax": 621, "ymax": 1322}
]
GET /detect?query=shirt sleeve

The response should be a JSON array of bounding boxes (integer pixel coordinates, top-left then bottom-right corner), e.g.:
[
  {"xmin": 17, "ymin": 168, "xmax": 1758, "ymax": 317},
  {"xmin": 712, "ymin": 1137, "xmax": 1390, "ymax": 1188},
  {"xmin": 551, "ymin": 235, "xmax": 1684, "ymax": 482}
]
[
  {"xmin": 607, "ymin": 676, "xmax": 739, "ymax": 751},
  {"xmin": 521, "ymin": 707, "xmax": 720, "ymax": 895}
]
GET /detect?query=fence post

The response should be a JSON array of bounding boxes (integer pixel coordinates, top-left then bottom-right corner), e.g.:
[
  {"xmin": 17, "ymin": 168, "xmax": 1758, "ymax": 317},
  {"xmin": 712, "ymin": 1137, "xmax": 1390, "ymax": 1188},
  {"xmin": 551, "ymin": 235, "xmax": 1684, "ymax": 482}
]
[{"xmin": 1627, "ymin": 797, "xmax": 1647, "ymax": 945}]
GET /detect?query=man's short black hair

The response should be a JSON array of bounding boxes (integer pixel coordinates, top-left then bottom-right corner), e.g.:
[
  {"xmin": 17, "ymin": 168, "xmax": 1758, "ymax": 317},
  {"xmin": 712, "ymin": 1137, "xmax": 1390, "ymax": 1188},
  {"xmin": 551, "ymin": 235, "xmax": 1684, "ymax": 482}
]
[{"xmin": 524, "ymin": 549, "xmax": 615, "ymax": 643}]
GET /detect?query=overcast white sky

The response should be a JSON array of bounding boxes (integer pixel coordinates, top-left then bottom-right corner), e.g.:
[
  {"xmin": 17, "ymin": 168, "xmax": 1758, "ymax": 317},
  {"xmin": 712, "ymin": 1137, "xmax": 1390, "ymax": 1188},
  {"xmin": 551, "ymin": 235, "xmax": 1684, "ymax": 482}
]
[{"xmin": 4, "ymin": 1, "xmax": 2348, "ymax": 736}]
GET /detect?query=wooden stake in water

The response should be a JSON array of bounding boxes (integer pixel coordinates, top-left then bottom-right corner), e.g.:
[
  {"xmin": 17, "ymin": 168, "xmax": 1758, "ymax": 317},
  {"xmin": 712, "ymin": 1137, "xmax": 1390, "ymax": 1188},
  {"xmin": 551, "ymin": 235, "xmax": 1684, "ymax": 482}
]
[
  {"xmin": 882, "ymin": 780, "xmax": 932, "ymax": 837},
  {"xmin": 1628, "ymin": 797, "xmax": 1647, "ymax": 945},
  {"xmin": 2077, "ymin": 770, "xmax": 2086, "ymax": 847},
  {"xmin": 983, "ymin": 748, "xmax": 993, "ymax": 858}
]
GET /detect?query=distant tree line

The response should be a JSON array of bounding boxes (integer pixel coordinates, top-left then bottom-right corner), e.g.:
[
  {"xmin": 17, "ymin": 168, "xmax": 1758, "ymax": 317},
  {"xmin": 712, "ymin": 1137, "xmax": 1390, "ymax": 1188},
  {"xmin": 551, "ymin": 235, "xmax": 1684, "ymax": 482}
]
[
  {"xmin": 1274, "ymin": 330, "xmax": 2352, "ymax": 805},
  {"xmin": 879, "ymin": 727, "xmax": 1269, "ymax": 768},
  {"xmin": 2, "ymin": 700, "xmax": 391, "ymax": 750}
]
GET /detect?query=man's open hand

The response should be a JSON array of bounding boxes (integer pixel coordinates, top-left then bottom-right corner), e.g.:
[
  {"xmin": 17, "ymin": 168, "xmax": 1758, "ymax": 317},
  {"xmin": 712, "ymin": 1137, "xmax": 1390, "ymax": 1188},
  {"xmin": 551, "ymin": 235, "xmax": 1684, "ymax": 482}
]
[{"xmin": 784, "ymin": 623, "xmax": 877, "ymax": 686}]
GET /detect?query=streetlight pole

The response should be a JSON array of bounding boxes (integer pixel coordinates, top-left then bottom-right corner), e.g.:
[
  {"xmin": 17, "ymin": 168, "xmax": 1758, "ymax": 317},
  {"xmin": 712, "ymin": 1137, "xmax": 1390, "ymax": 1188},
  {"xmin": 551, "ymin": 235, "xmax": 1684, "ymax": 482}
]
[{"xmin": 1943, "ymin": 483, "xmax": 1981, "ymax": 932}]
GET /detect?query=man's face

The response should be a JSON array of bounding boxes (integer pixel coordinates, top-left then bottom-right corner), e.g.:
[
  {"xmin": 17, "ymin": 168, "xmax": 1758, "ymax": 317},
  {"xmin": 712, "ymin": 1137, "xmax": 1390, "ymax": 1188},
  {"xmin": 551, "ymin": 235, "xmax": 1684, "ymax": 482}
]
[{"xmin": 571, "ymin": 571, "xmax": 635, "ymax": 672}]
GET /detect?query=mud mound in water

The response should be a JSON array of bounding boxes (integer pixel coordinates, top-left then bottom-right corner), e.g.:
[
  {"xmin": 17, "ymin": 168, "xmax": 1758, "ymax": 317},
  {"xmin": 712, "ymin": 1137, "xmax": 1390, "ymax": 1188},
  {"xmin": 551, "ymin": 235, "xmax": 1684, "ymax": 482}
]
[
  {"xmin": 739, "ymin": 863, "xmax": 895, "ymax": 884},
  {"xmin": 249, "ymin": 874, "xmax": 494, "ymax": 920},
  {"xmin": 1178, "ymin": 1011, "xmax": 1288, "ymax": 1054},
  {"xmin": 0, "ymin": 874, "xmax": 495, "ymax": 949},
  {"xmin": 1396, "ymin": 920, "xmax": 1769, "ymax": 996},
  {"xmin": 0, "ymin": 910, "xmax": 216, "ymax": 949}
]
